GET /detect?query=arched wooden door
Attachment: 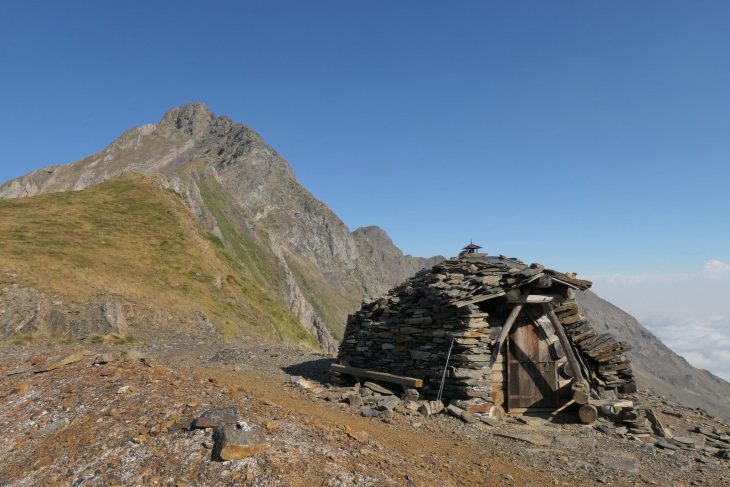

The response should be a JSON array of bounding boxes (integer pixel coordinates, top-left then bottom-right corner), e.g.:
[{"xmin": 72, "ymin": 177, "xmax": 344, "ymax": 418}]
[{"xmin": 506, "ymin": 318, "xmax": 560, "ymax": 411}]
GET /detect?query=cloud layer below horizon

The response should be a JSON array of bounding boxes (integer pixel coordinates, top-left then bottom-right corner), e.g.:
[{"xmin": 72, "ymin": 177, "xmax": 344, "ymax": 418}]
[{"xmin": 589, "ymin": 260, "xmax": 730, "ymax": 382}]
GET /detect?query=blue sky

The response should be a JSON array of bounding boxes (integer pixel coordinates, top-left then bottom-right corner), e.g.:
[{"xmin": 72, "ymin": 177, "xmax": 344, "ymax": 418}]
[{"xmin": 1, "ymin": 2, "xmax": 729, "ymax": 270}]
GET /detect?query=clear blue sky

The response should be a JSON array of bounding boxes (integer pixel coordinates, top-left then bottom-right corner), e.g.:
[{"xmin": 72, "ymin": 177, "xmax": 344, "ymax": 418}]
[{"xmin": 2, "ymin": 1, "xmax": 729, "ymax": 276}]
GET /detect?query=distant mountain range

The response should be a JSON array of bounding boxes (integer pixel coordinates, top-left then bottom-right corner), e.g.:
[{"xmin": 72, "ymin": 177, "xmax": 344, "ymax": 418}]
[{"xmin": 1, "ymin": 103, "xmax": 728, "ymax": 418}]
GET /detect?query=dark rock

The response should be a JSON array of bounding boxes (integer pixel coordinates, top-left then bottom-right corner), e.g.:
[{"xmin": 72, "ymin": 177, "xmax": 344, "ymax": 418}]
[
  {"xmin": 359, "ymin": 406, "xmax": 380, "ymax": 417},
  {"xmin": 346, "ymin": 393, "xmax": 363, "ymax": 409},
  {"xmin": 193, "ymin": 407, "xmax": 237, "ymax": 429},
  {"xmin": 212, "ymin": 424, "xmax": 267, "ymax": 461}
]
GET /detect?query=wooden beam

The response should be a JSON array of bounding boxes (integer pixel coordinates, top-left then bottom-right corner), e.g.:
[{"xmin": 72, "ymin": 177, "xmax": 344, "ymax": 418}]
[
  {"xmin": 330, "ymin": 364, "xmax": 423, "ymax": 388},
  {"xmin": 506, "ymin": 295, "xmax": 553, "ymax": 304},
  {"xmin": 543, "ymin": 304, "xmax": 590, "ymax": 403},
  {"xmin": 489, "ymin": 304, "xmax": 524, "ymax": 367},
  {"xmin": 454, "ymin": 291, "xmax": 505, "ymax": 308}
]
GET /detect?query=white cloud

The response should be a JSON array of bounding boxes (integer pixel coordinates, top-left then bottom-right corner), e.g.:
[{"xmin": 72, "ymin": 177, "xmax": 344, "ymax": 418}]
[
  {"xmin": 705, "ymin": 259, "xmax": 730, "ymax": 277},
  {"xmin": 590, "ymin": 260, "xmax": 730, "ymax": 381}
]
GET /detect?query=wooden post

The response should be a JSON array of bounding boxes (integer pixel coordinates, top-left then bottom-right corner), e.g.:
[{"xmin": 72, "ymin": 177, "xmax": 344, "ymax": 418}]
[
  {"xmin": 543, "ymin": 304, "xmax": 590, "ymax": 404},
  {"xmin": 489, "ymin": 304, "xmax": 523, "ymax": 367}
]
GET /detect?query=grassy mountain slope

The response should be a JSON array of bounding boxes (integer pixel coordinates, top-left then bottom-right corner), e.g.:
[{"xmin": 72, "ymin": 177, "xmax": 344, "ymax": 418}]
[{"xmin": 0, "ymin": 174, "xmax": 314, "ymax": 347}]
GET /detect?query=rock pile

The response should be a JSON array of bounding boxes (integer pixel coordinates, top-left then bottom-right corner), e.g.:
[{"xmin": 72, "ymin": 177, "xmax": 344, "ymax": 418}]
[
  {"xmin": 552, "ymin": 301, "xmax": 636, "ymax": 392},
  {"xmin": 294, "ymin": 376, "xmax": 505, "ymax": 427}
]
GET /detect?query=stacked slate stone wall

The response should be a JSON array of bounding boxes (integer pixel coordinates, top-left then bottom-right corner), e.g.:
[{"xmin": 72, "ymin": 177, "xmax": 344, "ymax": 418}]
[{"xmin": 338, "ymin": 259, "xmax": 538, "ymax": 401}]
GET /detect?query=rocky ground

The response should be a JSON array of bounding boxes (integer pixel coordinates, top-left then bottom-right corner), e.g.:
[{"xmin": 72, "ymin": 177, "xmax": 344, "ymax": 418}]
[{"xmin": 1, "ymin": 334, "xmax": 729, "ymax": 487}]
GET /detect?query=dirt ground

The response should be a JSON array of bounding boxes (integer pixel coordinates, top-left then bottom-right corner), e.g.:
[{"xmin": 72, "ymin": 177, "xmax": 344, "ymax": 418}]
[{"xmin": 1, "ymin": 335, "xmax": 728, "ymax": 486}]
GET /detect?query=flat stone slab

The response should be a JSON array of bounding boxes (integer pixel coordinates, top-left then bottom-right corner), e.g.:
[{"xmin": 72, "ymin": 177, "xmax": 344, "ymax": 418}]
[
  {"xmin": 597, "ymin": 454, "xmax": 638, "ymax": 473},
  {"xmin": 495, "ymin": 432, "xmax": 551, "ymax": 446},
  {"xmin": 551, "ymin": 435, "xmax": 580, "ymax": 449},
  {"xmin": 193, "ymin": 407, "xmax": 238, "ymax": 429},
  {"xmin": 33, "ymin": 351, "xmax": 88, "ymax": 373},
  {"xmin": 363, "ymin": 381, "xmax": 396, "ymax": 395}
]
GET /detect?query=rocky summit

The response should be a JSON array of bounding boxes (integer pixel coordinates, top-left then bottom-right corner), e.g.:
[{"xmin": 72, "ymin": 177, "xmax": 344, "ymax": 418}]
[{"xmin": 2, "ymin": 103, "xmax": 730, "ymax": 485}]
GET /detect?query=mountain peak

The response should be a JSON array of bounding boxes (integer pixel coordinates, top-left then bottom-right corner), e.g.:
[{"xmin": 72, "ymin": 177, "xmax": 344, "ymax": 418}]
[{"xmin": 158, "ymin": 102, "xmax": 214, "ymax": 137}]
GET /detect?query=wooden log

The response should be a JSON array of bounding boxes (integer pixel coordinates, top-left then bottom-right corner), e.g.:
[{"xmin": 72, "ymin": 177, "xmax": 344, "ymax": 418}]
[
  {"xmin": 489, "ymin": 304, "xmax": 524, "ymax": 366},
  {"xmin": 506, "ymin": 295, "xmax": 554, "ymax": 304},
  {"xmin": 330, "ymin": 364, "xmax": 423, "ymax": 388},
  {"xmin": 418, "ymin": 400, "xmax": 444, "ymax": 417},
  {"xmin": 578, "ymin": 404, "xmax": 598, "ymax": 424}
]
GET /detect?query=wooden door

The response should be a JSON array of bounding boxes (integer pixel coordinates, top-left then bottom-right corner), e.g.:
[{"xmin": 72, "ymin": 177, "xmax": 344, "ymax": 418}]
[{"xmin": 506, "ymin": 319, "xmax": 559, "ymax": 410}]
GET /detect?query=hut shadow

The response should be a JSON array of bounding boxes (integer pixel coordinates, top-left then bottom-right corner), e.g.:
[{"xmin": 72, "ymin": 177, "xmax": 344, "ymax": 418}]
[{"xmin": 282, "ymin": 357, "xmax": 336, "ymax": 385}]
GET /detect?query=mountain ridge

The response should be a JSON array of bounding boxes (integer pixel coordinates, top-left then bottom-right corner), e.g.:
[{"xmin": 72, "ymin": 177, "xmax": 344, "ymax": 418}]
[{"xmin": 0, "ymin": 102, "xmax": 441, "ymax": 353}]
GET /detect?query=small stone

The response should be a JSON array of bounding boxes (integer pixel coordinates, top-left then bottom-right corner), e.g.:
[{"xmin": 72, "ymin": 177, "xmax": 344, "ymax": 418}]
[
  {"xmin": 12, "ymin": 383, "xmax": 30, "ymax": 394},
  {"xmin": 93, "ymin": 353, "xmax": 115, "ymax": 365},
  {"xmin": 346, "ymin": 393, "xmax": 363, "ymax": 410},
  {"xmin": 359, "ymin": 406, "xmax": 380, "ymax": 418},
  {"xmin": 377, "ymin": 396, "xmax": 401, "ymax": 412},
  {"xmin": 116, "ymin": 385, "xmax": 134, "ymax": 394},
  {"xmin": 120, "ymin": 350, "xmax": 146, "ymax": 362},
  {"xmin": 401, "ymin": 388, "xmax": 419, "ymax": 401},
  {"xmin": 213, "ymin": 425, "xmax": 267, "ymax": 461},
  {"xmin": 345, "ymin": 426, "xmax": 369, "ymax": 442}
]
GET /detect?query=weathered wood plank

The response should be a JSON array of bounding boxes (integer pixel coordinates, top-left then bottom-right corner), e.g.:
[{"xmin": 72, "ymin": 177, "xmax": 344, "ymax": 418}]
[
  {"xmin": 506, "ymin": 295, "xmax": 554, "ymax": 304},
  {"xmin": 489, "ymin": 304, "xmax": 524, "ymax": 367},
  {"xmin": 330, "ymin": 364, "xmax": 423, "ymax": 388}
]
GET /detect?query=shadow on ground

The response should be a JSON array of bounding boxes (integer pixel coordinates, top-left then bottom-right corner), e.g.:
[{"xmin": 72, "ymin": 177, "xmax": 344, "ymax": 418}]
[{"xmin": 282, "ymin": 357, "xmax": 335, "ymax": 384}]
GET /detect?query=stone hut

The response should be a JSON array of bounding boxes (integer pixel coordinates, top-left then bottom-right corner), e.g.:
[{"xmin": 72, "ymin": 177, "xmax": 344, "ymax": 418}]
[{"xmin": 337, "ymin": 245, "xmax": 636, "ymax": 416}]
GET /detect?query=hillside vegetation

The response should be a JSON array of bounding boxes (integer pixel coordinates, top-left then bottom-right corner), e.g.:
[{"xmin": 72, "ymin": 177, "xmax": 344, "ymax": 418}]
[{"xmin": 0, "ymin": 174, "xmax": 314, "ymax": 347}]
